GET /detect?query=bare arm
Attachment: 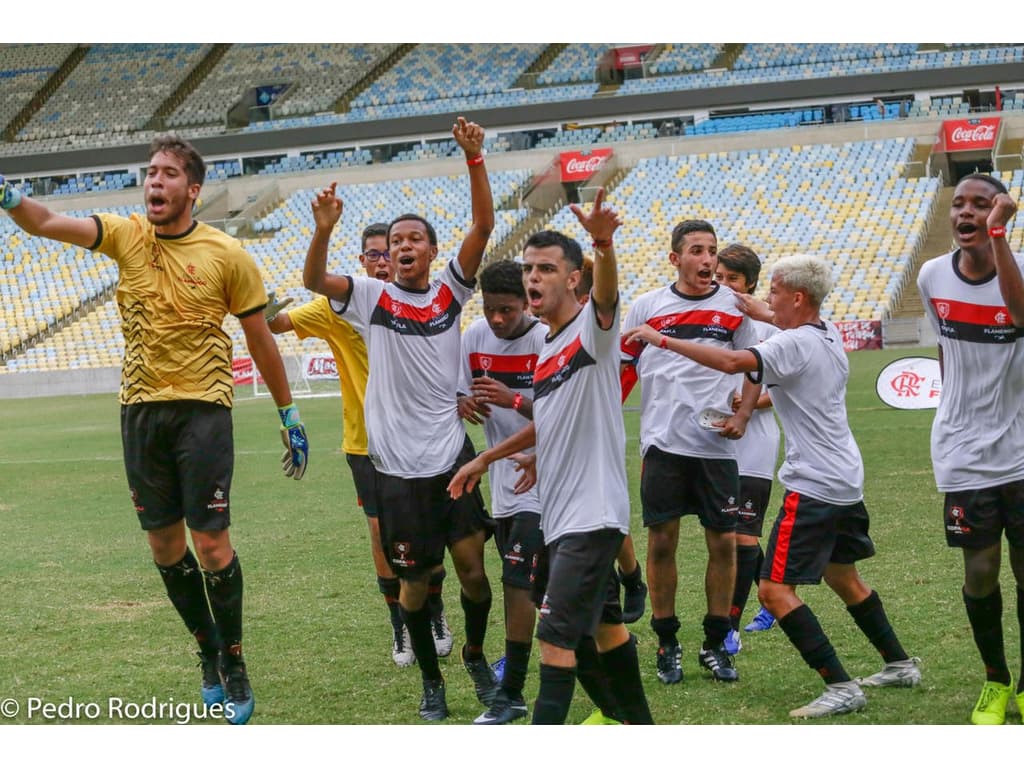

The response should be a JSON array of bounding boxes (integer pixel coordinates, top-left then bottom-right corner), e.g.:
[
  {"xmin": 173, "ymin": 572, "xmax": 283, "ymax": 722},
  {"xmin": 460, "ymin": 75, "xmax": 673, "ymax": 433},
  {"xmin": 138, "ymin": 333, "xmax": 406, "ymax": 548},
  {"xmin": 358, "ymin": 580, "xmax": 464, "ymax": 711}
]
[
  {"xmin": 6, "ymin": 194, "xmax": 99, "ymax": 249},
  {"xmin": 623, "ymin": 323, "xmax": 759, "ymax": 374},
  {"xmin": 570, "ymin": 187, "xmax": 622, "ymax": 329},
  {"xmin": 447, "ymin": 422, "xmax": 536, "ymax": 499},
  {"xmin": 988, "ymin": 194, "xmax": 1024, "ymax": 326},
  {"xmin": 302, "ymin": 182, "xmax": 352, "ymax": 302},
  {"xmin": 452, "ymin": 117, "xmax": 493, "ymax": 282},
  {"xmin": 240, "ymin": 312, "xmax": 293, "ymax": 408}
]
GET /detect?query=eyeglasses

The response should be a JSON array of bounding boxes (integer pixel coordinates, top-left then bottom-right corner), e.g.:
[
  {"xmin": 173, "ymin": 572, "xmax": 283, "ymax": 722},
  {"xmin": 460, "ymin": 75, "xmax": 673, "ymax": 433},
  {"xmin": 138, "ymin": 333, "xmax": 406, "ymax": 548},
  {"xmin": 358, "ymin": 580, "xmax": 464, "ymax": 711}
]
[{"xmin": 362, "ymin": 249, "xmax": 391, "ymax": 263}]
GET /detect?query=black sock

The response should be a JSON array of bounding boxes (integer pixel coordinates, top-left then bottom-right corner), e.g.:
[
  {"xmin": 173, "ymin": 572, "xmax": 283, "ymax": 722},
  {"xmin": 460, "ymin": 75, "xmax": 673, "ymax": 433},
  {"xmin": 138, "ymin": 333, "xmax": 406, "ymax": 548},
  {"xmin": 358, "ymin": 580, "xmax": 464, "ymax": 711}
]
[
  {"xmin": 1017, "ymin": 587, "xmax": 1024, "ymax": 694},
  {"xmin": 502, "ymin": 640, "xmax": 532, "ymax": 700},
  {"xmin": 461, "ymin": 590, "xmax": 492, "ymax": 657},
  {"xmin": 846, "ymin": 590, "xmax": 908, "ymax": 663},
  {"xmin": 600, "ymin": 634, "xmax": 654, "ymax": 724},
  {"xmin": 532, "ymin": 663, "xmax": 576, "ymax": 724},
  {"xmin": 401, "ymin": 603, "xmax": 441, "ymax": 680},
  {"xmin": 702, "ymin": 613, "xmax": 731, "ymax": 650},
  {"xmin": 778, "ymin": 604, "xmax": 849, "ymax": 684},
  {"xmin": 378, "ymin": 576, "xmax": 403, "ymax": 631},
  {"xmin": 731, "ymin": 545, "xmax": 762, "ymax": 630},
  {"xmin": 576, "ymin": 636, "xmax": 620, "ymax": 720},
  {"xmin": 428, "ymin": 568, "xmax": 446, "ymax": 619},
  {"xmin": 156, "ymin": 549, "xmax": 220, "ymax": 656},
  {"xmin": 203, "ymin": 552, "xmax": 243, "ymax": 664},
  {"xmin": 650, "ymin": 614, "xmax": 681, "ymax": 646},
  {"xmin": 619, "ymin": 563, "xmax": 643, "ymax": 589},
  {"xmin": 963, "ymin": 587, "xmax": 1010, "ymax": 685}
]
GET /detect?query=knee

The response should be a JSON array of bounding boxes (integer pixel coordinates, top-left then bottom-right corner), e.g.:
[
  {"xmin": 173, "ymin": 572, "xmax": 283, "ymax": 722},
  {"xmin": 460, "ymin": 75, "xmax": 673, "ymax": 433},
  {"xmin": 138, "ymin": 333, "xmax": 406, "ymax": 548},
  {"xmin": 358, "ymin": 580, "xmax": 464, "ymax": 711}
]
[{"xmin": 647, "ymin": 529, "xmax": 677, "ymax": 562}]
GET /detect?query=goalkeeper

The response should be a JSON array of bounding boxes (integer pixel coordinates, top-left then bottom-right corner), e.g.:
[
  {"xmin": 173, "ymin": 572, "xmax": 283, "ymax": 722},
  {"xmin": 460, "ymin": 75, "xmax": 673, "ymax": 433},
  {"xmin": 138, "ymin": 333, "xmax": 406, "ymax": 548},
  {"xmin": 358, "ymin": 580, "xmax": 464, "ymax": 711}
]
[{"xmin": 0, "ymin": 135, "xmax": 307, "ymax": 726}]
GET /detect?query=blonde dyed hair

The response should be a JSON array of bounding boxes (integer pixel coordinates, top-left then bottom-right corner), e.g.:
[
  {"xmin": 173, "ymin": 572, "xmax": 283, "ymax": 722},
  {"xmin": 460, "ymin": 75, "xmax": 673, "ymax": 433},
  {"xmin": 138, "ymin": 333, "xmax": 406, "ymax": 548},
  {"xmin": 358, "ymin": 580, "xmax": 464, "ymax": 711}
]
[{"xmin": 770, "ymin": 254, "xmax": 833, "ymax": 307}]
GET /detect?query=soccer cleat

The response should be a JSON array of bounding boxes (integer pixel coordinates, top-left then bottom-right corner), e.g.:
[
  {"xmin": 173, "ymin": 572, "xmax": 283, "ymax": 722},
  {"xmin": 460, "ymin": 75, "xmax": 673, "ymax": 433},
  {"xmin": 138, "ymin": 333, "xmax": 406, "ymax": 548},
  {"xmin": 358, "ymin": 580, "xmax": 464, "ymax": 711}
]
[
  {"xmin": 431, "ymin": 610, "xmax": 454, "ymax": 658},
  {"xmin": 463, "ymin": 646, "xmax": 500, "ymax": 706},
  {"xmin": 221, "ymin": 659, "xmax": 255, "ymax": 725},
  {"xmin": 473, "ymin": 689, "xmax": 527, "ymax": 725},
  {"xmin": 856, "ymin": 656, "xmax": 922, "ymax": 688},
  {"xmin": 621, "ymin": 575, "xmax": 648, "ymax": 624},
  {"xmin": 698, "ymin": 644, "xmax": 739, "ymax": 682},
  {"xmin": 580, "ymin": 708, "xmax": 622, "ymax": 725},
  {"xmin": 970, "ymin": 680, "xmax": 1012, "ymax": 725},
  {"xmin": 724, "ymin": 629, "xmax": 742, "ymax": 656},
  {"xmin": 419, "ymin": 678, "xmax": 448, "ymax": 721},
  {"xmin": 744, "ymin": 606, "xmax": 776, "ymax": 632},
  {"xmin": 491, "ymin": 655, "xmax": 506, "ymax": 683},
  {"xmin": 656, "ymin": 640, "xmax": 683, "ymax": 684},
  {"xmin": 789, "ymin": 681, "xmax": 866, "ymax": 718},
  {"xmin": 392, "ymin": 624, "xmax": 416, "ymax": 667},
  {"xmin": 198, "ymin": 650, "xmax": 224, "ymax": 706}
]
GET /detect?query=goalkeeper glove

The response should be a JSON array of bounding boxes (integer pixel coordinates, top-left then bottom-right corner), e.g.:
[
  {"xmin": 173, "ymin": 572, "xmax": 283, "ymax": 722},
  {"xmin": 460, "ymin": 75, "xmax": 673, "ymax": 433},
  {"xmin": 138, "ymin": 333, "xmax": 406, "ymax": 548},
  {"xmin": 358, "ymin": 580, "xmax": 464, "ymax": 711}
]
[
  {"xmin": 278, "ymin": 403, "xmax": 308, "ymax": 480},
  {"xmin": 264, "ymin": 290, "xmax": 294, "ymax": 322},
  {"xmin": 0, "ymin": 175, "xmax": 23, "ymax": 210}
]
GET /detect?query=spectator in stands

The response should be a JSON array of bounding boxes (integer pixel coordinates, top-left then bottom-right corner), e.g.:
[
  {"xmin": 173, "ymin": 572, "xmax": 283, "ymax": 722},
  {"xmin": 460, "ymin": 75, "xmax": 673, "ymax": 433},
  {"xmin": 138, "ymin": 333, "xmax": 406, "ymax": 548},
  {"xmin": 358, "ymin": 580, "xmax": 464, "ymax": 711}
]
[
  {"xmin": 917, "ymin": 173, "xmax": 1024, "ymax": 724},
  {"xmin": 303, "ymin": 117, "xmax": 498, "ymax": 722},
  {"xmin": 265, "ymin": 222, "xmax": 453, "ymax": 671},
  {"xmin": 625, "ymin": 253, "xmax": 921, "ymax": 719},
  {"xmin": 0, "ymin": 135, "xmax": 309, "ymax": 725}
]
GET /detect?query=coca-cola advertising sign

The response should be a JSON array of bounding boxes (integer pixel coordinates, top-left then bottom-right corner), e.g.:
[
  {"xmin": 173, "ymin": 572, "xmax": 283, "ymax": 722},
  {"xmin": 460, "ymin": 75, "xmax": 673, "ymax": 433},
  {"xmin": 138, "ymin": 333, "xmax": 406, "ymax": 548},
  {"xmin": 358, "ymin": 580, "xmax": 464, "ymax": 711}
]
[
  {"xmin": 559, "ymin": 148, "xmax": 613, "ymax": 182},
  {"xmin": 942, "ymin": 117, "xmax": 1000, "ymax": 152},
  {"xmin": 834, "ymin": 320, "xmax": 882, "ymax": 352}
]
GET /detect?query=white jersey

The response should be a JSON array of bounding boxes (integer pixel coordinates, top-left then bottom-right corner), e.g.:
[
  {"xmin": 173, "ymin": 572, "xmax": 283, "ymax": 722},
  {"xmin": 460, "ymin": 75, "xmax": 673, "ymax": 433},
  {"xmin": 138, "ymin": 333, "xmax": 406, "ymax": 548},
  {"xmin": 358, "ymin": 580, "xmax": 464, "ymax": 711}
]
[
  {"xmin": 332, "ymin": 260, "xmax": 474, "ymax": 478},
  {"xmin": 917, "ymin": 249, "xmax": 1024, "ymax": 491},
  {"xmin": 533, "ymin": 301, "xmax": 630, "ymax": 544},
  {"xmin": 623, "ymin": 282, "xmax": 760, "ymax": 459},
  {"xmin": 460, "ymin": 317, "xmax": 546, "ymax": 518},
  {"xmin": 751, "ymin": 321, "xmax": 863, "ymax": 505},
  {"xmin": 736, "ymin": 318, "xmax": 781, "ymax": 480}
]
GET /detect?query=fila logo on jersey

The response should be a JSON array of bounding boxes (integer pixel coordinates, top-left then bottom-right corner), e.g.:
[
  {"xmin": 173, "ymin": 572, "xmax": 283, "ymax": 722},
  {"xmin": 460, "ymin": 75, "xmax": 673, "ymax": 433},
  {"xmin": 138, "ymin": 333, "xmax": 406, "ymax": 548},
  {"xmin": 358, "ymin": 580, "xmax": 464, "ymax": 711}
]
[
  {"xmin": 931, "ymin": 297, "xmax": 1021, "ymax": 344},
  {"xmin": 533, "ymin": 336, "xmax": 596, "ymax": 399},
  {"xmin": 371, "ymin": 284, "xmax": 461, "ymax": 337}
]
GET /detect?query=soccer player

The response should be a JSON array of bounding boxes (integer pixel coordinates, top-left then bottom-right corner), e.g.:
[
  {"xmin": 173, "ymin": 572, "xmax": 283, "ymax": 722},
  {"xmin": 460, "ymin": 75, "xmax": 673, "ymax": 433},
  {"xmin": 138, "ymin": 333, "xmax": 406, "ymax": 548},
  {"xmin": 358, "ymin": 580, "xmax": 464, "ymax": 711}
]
[
  {"xmin": 456, "ymin": 259, "xmax": 547, "ymax": 724},
  {"xmin": 917, "ymin": 173, "xmax": 1024, "ymax": 724},
  {"xmin": 0, "ymin": 135, "xmax": 309, "ymax": 725},
  {"xmin": 713, "ymin": 244, "xmax": 781, "ymax": 652},
  {"xmin": 266, "ymin": 222, "xmax": 452, "ymax": 668},
  {"xmin": 449, "ymin": 190, "xmax": 654, "ymax": 726},
  {"xmin": 620, "ymin": 219, "xmax": 761, "ymax": 685},
  {"xmin": 302, "ymin": 117, "xmax": 498, "ymax": 721},
  {"xmin": 625, "ymin": 253, "xmax": 921, "ymax": 718}
]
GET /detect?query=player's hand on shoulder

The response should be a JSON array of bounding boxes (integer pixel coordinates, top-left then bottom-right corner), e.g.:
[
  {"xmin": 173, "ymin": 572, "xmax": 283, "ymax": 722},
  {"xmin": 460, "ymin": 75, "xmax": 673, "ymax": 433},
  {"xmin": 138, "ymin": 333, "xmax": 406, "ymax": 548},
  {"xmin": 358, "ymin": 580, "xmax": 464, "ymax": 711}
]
[{"xmin": 735, "ymin": 293, "xmax": 773, "ymax": 324}]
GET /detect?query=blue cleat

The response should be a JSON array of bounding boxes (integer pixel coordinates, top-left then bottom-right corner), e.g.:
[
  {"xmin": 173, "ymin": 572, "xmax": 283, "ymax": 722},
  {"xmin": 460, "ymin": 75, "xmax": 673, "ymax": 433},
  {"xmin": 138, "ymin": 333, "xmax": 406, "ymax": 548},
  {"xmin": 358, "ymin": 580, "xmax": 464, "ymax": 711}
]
[
  {"xmin": 724, "ymin": 629, "xmax": 742, "ymax": 656},
  {"xmin": 199, "ymin": 651, "xmax": 224, "ymax": 706},
  {"xmin": 221, "ymin": 659, "xmax": 255, "ymax": 725},
  {"xmin": 744, "ymin": 606, "xmax": 776, "ymax": 632},
  {"xmin": 490, "ymin": 655, "xmax": 506, "ymax": 684}
]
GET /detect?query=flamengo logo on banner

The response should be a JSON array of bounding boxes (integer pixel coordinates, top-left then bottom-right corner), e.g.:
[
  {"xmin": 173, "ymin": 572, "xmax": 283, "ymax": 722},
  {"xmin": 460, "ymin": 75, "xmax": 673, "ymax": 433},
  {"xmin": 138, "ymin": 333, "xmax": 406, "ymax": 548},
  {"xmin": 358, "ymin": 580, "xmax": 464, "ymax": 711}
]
[
  {"xmin": 559, "ymin": 148, "xmax": 613, "ymax": 182},
  {"xmin": 943, "ymin": 118, "xmax": 1000, "ymax": 151}
]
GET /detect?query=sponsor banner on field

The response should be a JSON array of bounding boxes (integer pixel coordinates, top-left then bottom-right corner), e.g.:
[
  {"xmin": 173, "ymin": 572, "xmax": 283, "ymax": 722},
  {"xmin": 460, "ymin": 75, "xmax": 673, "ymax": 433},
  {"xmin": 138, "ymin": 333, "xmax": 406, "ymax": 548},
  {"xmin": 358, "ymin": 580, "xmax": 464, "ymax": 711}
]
[
  {"xmin": 303, "ymin": 354, "xmax": 339, "ymax": 380},
  {"xmin": 876, "ymin": 356, "xmax": 942, "ymax": 409},
  {"xmin": 232, "ymin": 357, "xmax": 255, "ymax": 386},
  {"xmin": 941, "ymin": 117, "xmax": 1000, "ymax": 152},
  {"xmin": 834, "ymin": 319, "xmax": 882, "ymax": 351},
  {"xmin": 559, "ymin": 148, "xmax": 612, "ymax": 183}
]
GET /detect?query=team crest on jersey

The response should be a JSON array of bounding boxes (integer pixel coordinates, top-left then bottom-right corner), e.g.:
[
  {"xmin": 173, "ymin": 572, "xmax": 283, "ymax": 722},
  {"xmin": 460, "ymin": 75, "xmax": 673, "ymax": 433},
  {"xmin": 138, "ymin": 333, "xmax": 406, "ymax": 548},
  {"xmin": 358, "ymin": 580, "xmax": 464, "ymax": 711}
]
[
  {"xmin": 505, "ymin": 541, "xmax": 526, "ymax": 565},
  {"xmin": 946, "ymin": 505, "xmax": 970, "ymax": 535},
  {"xmin": 712, "ymin": 313, "xmax": 722, "ymax": 325},
  {"xmin": 392, "ymin": 542, "xmax": 416, "ymax": 568},
  {"xmin": 995, "ymin": 310, "xmax": 1008, "ymax": 325},
  {"xmin": 207, "ymin": 487, "xmax": 228, "ymax": 512},
  {"xmin": 936, "ymin": 302, "xmax": 950, "ymax": 319},
  {"xmin": 479, "ymin": 356, "xmax": 493, "ymax": 371}
]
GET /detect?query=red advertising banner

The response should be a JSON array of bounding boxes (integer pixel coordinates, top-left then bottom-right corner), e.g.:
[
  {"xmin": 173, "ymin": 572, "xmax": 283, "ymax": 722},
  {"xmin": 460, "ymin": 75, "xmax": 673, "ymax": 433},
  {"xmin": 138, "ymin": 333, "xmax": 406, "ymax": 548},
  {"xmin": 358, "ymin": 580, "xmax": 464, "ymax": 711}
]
[
  {"xmin": 834, "ymin": 320, "xmax": 882, "ymax": 352},
  {"xmin": 941, "ymin": 117, "xmax": 1000, "ymax": 152},
  {"xmin": 232, "ymin": 357, "xmax": 256, "ymax": 386},
  {"xmin": 303, "ymin": 354, "xmax": 339, "ymax": 380},
  {"xmin": 612, "ymin": 45, "xmax": 653, "ymax": 69},
  {"xmin": 559, "ymin": 148, "xmax": 613, "ymax": 183}
]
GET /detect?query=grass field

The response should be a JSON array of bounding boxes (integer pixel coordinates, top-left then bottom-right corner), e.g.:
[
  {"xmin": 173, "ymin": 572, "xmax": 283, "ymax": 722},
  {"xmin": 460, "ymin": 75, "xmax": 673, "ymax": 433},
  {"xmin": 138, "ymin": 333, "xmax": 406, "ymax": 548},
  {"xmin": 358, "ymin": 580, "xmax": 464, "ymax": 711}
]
[{"xmin": 0, "ymin": 346, "xmax": 1020, "ymax": 733}]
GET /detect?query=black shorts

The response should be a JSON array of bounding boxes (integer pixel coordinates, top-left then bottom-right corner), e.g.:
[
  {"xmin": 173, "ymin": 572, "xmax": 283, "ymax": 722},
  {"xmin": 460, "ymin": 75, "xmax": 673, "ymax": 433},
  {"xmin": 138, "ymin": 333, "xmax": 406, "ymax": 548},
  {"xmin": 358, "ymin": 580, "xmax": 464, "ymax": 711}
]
[
  {"xmin": 641, "ymin": 446, "xmax": 739, "ymax": 531},
  {"xmin": 121, "ymin": 401, "xmax": 234, "ymax": 532},
  {"xmin": 345, "ymin": 453, "xmax": 381, "ymax": 517},
  {"xmin": 533, "ymin": 528, "xmax": 624, "ymax": 650},
  {"xmin": 761, "ymin": 490, "xmax": 875, "ymax": 586},
  {"xmin": 944, "ymin": 480, "xmax": 1024, "ymax": 549},
  {"xmin": 494, "ymin": 512, "xmax": 544, "ymax": 591},
  {"xmin": 735, "ymin": 476, "xmax": 773, "ymax": 538},
  {"xmin": 376, "ymin": 437, "xmax": 493, "ymax": 577}
]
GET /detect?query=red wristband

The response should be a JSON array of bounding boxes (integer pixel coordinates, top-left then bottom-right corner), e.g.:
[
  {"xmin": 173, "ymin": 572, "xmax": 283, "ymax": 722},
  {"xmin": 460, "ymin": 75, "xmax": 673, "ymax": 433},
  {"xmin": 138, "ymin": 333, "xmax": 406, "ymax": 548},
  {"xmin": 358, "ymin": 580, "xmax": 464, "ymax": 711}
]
[
  {"xmin": 512, "ymin": 392, "xmax": 523, "ymax": 411},
  {"xmin": 989, "ymin": 226, "xmax": 1007, "ymax": 238},
  {"xmin": 592, "ymin": 238, "xmax": 612, "ymax": 249},
  {"xmin": 659, "ymin": 335, "xmax": 668, "ymax": 349},
  {"xmin": 466, "ymin": 154, "xmax": 484, "ymax": 166}
]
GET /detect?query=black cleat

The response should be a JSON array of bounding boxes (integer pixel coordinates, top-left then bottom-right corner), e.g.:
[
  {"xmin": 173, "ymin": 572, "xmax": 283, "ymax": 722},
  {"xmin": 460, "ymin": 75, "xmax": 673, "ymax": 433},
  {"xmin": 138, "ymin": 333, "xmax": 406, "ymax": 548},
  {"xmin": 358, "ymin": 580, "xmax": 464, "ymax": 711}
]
[
  {"xmin": 462, "ymin": 646, "xmax": 500, "ymax": 706},
  {"xmin": 473, "ymin": 689, "xmax": 528, "ymax": 724},
  {"xmin": 419, "ymin": 678, "xmax": 448, "ymax": 721},
  {"xmin": 698, "ymin": 644, "xmax": 739, "ymax": 682}
]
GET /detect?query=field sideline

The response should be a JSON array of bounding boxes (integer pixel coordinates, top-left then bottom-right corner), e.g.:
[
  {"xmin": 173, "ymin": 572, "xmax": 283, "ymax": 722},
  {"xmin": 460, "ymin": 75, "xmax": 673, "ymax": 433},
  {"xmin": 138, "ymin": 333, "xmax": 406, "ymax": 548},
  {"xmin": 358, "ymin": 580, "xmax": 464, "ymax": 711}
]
[{"xmin": 0, "ymin": 346, "xmax": 1020, "ymax": 736}]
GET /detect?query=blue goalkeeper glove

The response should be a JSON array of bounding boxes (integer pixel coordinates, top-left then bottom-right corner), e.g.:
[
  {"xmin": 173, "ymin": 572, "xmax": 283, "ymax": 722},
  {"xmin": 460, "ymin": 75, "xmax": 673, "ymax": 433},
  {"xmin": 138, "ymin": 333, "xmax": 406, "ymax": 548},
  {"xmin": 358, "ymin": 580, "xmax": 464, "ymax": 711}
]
[
  {"xmin": 264, "ymin": 290, "xmax": 294, "ymax": 322},
  {"xmin": 0, "ymin": 175, "xmax": 23, "ymax": 210},
  {"xmin": 278, "ymin": 403, "xmax": 308, "ymax": 480}
]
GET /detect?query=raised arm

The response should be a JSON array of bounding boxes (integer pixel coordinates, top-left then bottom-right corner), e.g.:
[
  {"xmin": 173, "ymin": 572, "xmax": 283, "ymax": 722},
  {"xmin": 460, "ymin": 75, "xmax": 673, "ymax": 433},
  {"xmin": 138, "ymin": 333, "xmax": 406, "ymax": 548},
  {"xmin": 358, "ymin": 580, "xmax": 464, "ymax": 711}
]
[
  {"xmin": 1, "ymin": 177, "xmax": 99, "ymax": 249},
  {"xmin": 302, "ymin": 182, "xmax": 352, "ymax": 303},
  {"xmin": 570, "ymin": 188, "xmax": 622, "ymax": 329},
  {"xmin": 452, "ymin": 117, "xmax": 494, "ymax": 282},
  {"xmin": 988, "ymin": 193, "xmax": 1024, "ymax": 326}
]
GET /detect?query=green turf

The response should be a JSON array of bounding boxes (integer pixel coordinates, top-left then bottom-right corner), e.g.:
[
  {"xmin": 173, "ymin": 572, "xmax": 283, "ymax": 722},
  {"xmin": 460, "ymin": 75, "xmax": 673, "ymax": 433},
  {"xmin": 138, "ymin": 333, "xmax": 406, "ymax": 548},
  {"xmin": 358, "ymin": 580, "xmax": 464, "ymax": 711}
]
[{"xmin": 0, "ymin": 346, "xmax": 1019, "ymax": 725}]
